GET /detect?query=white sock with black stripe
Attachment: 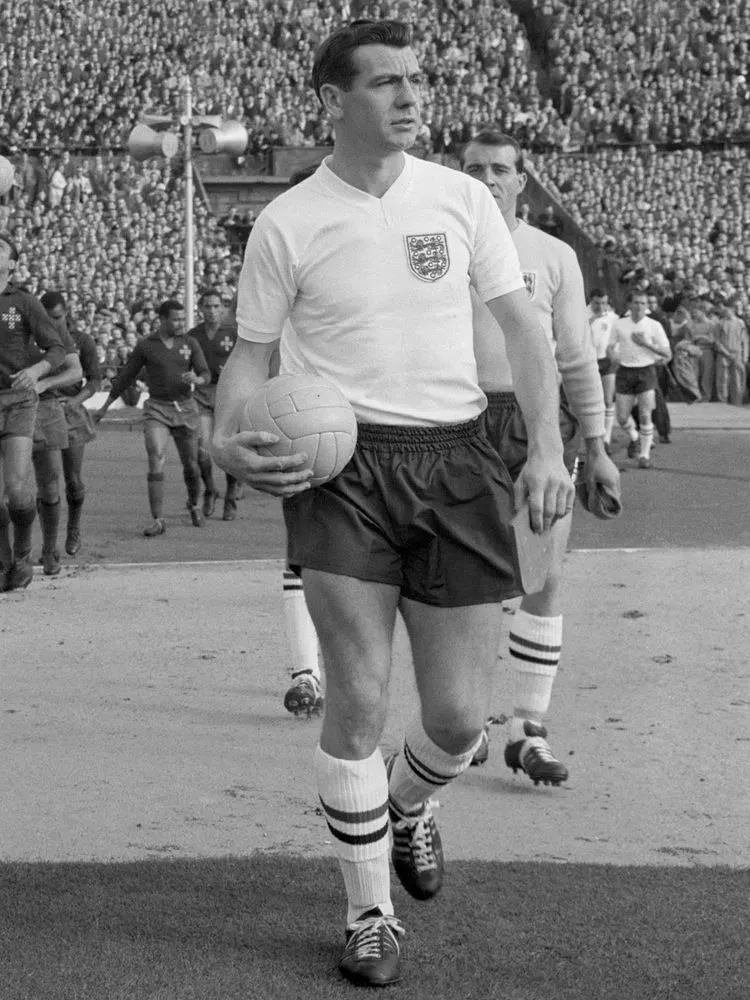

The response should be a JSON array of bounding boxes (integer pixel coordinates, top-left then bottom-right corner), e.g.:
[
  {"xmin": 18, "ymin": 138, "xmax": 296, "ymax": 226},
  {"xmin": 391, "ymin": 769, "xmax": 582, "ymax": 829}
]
[
  {"xmin": 639, "ymin": 423, "xmax": 654, "ymax": 459},
  {"xmin": 282, "ymin": 568, "xmax": 320, "ymax": 680},
  {"xmin": 388, "ymin": 715, "xmax": 482, "ymax": 820},
  {"xmin": 315, "ymin": 746, "xmax": 393, "ymax": 926},
  {"xmin": 508, "ymin": 610, "xmax": 562, "ymax": 743}
]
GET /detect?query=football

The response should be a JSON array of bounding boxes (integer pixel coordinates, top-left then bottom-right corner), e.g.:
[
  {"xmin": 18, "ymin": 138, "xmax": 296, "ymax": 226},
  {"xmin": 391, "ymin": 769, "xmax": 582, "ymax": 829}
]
[
  {"xmin": 241, "ymin": 373, "xmax": 357, "ymax": 486},
  {"xmin": 0, "ymin": 155, "xmax": 14, "ymax": 197}
]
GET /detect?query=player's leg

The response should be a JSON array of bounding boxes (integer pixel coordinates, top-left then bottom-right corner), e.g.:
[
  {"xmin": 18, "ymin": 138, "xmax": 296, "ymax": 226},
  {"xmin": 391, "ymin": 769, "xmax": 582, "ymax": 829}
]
[
  {"xmin": 32, "ymin": 446, "xmax": 64, "ymax": 576},
  {"xmin": 3, "ymin": 433, "xmax": 37, "ymax": 589},
  {"xmin": 171, "ymin": 423, "xmax": 203, "ymax": 527},
  {"xmin": 0, "ymin": 459, "xmax": 11, "ymax": 589},
  {"xmin": 388, "ymin": 598, "xmax": 500, "ymax": 898},
  {"xmin": 282, "ymin": 565, "xmax": 323, "ymax": 716},
  {"xmin": 602, "ymin": 372, "xmax": 616, "ymax": 450},
  {"xmin": 303, "ymin": 568, "xmax": 403, "ymax": 986},
  {"xmin": 222, "ymin": 473, "xmax": 240, "ymax": 520},
  {"xmin": 61, "ymin": 443, "xmax": 86, "ymax": 555},
  {"xmin": 143, "ymin": 421, "xmax": 169, "ymax": 536},
  {"xmin": 500, "ymin": 519, "xmax": 571, "ymax": 785},
  {"xmin": 197, "ymin": 410, "xmax": 217, "ymax": 517},
  {"xmin": 615, "ymin": 389, "xmax": 639, "ymax": 458},
  {"xmin": 636, "ymin": 388, "xmax": 656, "ymax": 468}
]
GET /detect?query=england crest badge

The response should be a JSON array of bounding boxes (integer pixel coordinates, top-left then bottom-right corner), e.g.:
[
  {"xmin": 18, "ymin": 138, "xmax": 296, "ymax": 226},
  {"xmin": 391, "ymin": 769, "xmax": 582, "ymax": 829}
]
[
  {"xmin": 404, "ymin": 233, "xmax": 450, "ymax": 283},
  {"xmin": 522, "ymin": 271, "xmax": 537, "ymax": 298}
]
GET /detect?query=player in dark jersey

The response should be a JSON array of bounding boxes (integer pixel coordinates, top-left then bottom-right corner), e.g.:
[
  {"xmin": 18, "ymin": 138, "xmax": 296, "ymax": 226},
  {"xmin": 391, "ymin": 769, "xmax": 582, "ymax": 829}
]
[
  {"xmin": 187, "ymin": 288, "xmax": 240, "ymax": 520},
  {"xmin": 40, "ymin": 292, "xmax": 101, "ymax": 561},
  {"xmin": 95, "ymin": 299, "xmax": 210, "ymax": 536},
  {"xmin": 26, "ymin": 295, "xmax": 83, "ymax": 576},
  {"xmin": 0, "ymin": 232, "xmax": 67, "ymax": 590}
]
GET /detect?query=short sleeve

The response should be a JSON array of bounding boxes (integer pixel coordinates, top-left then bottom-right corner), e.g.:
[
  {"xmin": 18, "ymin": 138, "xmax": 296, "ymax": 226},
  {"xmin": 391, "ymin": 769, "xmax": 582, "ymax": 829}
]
[
  {"xmin": 469, "ymin": 183, "xmax": 525, "ymax": 303},
  {"xmin": 235, "ymin": 211, "xmax": 297, "ymax": 343}
]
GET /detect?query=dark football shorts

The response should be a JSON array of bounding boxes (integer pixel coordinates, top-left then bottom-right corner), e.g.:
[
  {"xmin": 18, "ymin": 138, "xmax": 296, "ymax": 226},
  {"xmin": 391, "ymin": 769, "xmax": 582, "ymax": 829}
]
[
  {"xmin": 193, "ymin": 383, "xmax": 217, "ymax": 414},
  {"xmin": 283, "ymin": 417, "xmax": 520, "ymax": 608},
  {"xmin": 598, "ymin": 356, "xmax": 617, "ymax": 377},
  {"xmin": 33, "ymin": 397, "xmax": 69, "ymax": 452},
  {"xmin": 615, "ymin": 364, "xmax": 657, "ymax": 395},
  {"xmin": 481, "ymin": 392, "xmax": 579, "ymax": 483},
  {"xmin": 0, "ymin": 388, "xmax": 37, "ymax": 440},
  {"xmin": 143, "ymin": 397, "xmax": 200, "ymax": 436},
  {"xmin": 64, "ymin": 401, "xmax": 97, "ymax": 447}
]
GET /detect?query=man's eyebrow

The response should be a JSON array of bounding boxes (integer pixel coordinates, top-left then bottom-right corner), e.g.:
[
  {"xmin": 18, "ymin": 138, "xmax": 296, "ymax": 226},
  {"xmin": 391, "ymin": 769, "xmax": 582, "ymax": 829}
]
[{"xmin": 369, "ymin": 71, "xmax": 423, "ymax": 83}]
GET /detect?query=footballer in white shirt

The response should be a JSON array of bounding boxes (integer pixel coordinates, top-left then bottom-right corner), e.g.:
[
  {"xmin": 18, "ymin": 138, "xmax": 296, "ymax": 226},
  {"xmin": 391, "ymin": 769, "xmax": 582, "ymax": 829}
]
[
  {"xmin": 212, "ymin": 20, "xmax": 573, "ymax": 988},
  {"xmin": 462, "ymin": 130, "xmax": 621, "ymax": 783}
]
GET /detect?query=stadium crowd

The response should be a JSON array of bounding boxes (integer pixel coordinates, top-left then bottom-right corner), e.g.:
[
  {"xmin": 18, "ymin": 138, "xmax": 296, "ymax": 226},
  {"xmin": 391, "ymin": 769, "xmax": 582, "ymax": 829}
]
[{"xmin": 0, "ymin": 0, "xmax": 748, "ymax": 399}]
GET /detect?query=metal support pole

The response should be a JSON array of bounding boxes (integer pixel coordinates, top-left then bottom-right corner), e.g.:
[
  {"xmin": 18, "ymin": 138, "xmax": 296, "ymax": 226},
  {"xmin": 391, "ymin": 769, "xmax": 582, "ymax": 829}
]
[{"xmin": 182, "ymin": 77, "xmax": 195, "ymax": 328}]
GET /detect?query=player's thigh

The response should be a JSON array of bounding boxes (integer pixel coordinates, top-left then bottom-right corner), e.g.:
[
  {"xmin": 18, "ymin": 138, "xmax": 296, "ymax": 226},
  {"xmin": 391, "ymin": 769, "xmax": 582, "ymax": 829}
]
[
  {"xmin": 2, "ymin": 434, "xmax": 35, "ymax": 494},
  {"xmin": 32, "ymin": 447, "xmax": 63, "ymax": 496},
  {"xmin": 637, "ymin": 390, "xmax": 655, "ymax": 421},
  {"xmin": 601, "ymin": 373, "xmax": 616, "ymax": 406},
  {"xmin": 303, "ymin": 568, "xmax": 400, "ymax": 754},
  {"xmin": 615, "ymin": 392, "xmax": 635, "ymax": 423},
  {"xmin": 61, "ymin": 444, "xmax": 85, "ymax": 484},
  {"xmin": 400, "ymin": 597, "xmax": 503, "ymax": 751},
  {"xmin": 197, "ymin": 411, "xmax": 213, "ymax": 450},
  {"xmin": 144, "ymin": 422, "xmax": 169, "ymax": 461}
]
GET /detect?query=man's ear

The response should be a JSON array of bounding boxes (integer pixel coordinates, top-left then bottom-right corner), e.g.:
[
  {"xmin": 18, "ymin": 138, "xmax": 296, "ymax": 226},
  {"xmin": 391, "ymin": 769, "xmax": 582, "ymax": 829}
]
[{"xmin": 320, "ymin": 83, "xmax": 345, "ymax": 121}]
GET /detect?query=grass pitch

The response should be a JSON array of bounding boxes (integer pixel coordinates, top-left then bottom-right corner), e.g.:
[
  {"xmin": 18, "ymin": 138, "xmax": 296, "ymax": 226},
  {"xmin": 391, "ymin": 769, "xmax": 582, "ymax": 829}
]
[{"xmin": 2, "ymin": 855, "xmax": 747, "ymax": 1000}]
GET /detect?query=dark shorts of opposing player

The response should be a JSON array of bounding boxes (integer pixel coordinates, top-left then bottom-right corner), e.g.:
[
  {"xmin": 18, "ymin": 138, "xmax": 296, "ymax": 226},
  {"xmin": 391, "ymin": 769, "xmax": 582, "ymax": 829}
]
[
  {"xmin": 143, "ymin": 397, "xmax": 200, "ymax": 436},
  {"xmin": 283, "ymin": 417, "xmax": 520, "ymax": 608},
  {"xmin": 0, "ymin": 388, "xmax": 37, "ymax": 440},
  {"xmin": 598, "ymin": 356, "xmax": 617, "ymax": 377},
  {"xmin": 33, "ymin": 397, "xmax": 69, "ymax": 452},
  {"xmin": 193, "ymin": 383, "xmax": 217, "ymax": 414},
  {"xmin": 64, "ymin": 402, "xmax": 97, "ymax": 447},
  {"xmin": 481, "ymin": 391, "xmax": 580, "ymax": 483},
  {"xmin": 615, "ymin": 364, "xmax": 657, "ymax": 395}
]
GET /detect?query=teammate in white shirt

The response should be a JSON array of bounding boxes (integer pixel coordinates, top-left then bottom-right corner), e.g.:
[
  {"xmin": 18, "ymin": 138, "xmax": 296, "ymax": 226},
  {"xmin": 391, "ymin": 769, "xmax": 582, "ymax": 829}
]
[
  {"xmin": 608, "ymin": 289, "xmax": 672, "ymax": 469},
  {"xmin": 588, "ymin": 289, "xmax": 618, "ymax": 450},
  {"xmin": 211, "ymin": 21, "xmax": 573, "ymax": 989},
  {"xmin": 461, "ymin": 130, "xmax": 621, "ymax": 782}
]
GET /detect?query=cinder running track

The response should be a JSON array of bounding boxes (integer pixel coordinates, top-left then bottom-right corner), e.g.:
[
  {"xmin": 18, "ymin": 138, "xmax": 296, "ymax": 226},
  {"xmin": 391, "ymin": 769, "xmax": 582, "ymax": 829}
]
[{"xmin": 3, "ymin": 404, "xmax": 749, "ymax": 867}]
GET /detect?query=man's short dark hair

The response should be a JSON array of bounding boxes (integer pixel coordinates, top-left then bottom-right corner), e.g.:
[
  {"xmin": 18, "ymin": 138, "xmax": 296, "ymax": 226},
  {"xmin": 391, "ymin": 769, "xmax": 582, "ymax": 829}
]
[
  {"xmin": 158, "ymin": 299, "xmax": 183, "ymax": 319},
  {"xmin": 40, "ymin": 290, "xmax": 66, "ymax": 312},
  {"xmin": 312, "ymin": 19, "xmax": 412, "ymax": 103},
  {"xmin": 0, "ymin": 232, "xmax": 19, "ymax": 261},
  {"xmin": 589, "ymin": 288, "xmax": 607, "ymax": 300},
  {"xmin": 463, "ymin": 130, "xmax": 524, "ymax": 174},
  {"xmin": 199, "ymin": 288, "xmax": 223, "ymax": 304}
]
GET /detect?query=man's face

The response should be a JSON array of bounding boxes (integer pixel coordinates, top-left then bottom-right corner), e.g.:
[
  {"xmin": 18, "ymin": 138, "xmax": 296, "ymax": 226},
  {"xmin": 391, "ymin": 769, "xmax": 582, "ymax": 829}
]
[
  {"xmin": 0, "ymin": 239, "xmax": 16, "ymax": 276},
  {"xmin": 631, "ymin": 295, "xmax": 648, "ymax": 322},
  {"xmin": 590, "ymin": 294, "xmax": 609, "ymax": 317},
  {"xmin": 200, "ymin": 295, "xmax": 224, "ymax": 329},
  {"xmin": 326, "ymin": 44, "xmax": 422, "ymax": 153},
  {"xmin": 162, "ymin": 308, "xmax": 185, "ymax": 336},
  {"xmin": 46, "ymin": 303, "xmax": 67, "ymax": 330},
  {"xmin": 462, "ymin": 142, "xmax": 526, "ymax": 218},
  {"xmin": 648, "ymin": 295, "xmax": 659, "ymax": 313}
]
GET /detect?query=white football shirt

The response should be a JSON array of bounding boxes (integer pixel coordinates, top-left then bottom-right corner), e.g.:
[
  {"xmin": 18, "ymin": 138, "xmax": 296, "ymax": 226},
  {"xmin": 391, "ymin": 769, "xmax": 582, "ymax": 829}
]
[
  {"xmin": 472, "ymin": 220, "xmax": 604, "ymax": 438},
  {"xmin": 236, "ymin": 154, "xmax": 524, "ymax": 425}
]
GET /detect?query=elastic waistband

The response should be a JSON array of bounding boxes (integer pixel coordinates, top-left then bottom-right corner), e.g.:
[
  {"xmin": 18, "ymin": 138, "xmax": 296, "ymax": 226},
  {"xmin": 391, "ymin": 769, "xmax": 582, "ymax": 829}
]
[
  {"xmin": 484, "ymin": 391, "xmax": 517, "ymax": 412},
  {"xmin": 356, "ymin": 417, "xmax": 483, "ymax": 451}
]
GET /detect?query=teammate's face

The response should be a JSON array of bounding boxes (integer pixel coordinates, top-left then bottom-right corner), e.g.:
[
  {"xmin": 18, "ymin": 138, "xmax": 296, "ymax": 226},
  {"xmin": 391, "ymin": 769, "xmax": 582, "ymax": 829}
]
[
  {"xmin": 325, "ymin": 44, "xmax": 422, "ymax": 153},
  {"xmin": 0, "ymin": 240, "xmax": 16, "ymax": 277},
  {"xmin": 462, "ymin": 143, "xmax": 527, "ymax": 218},
  {"xmin": 591, "ymin": 294, "xmax": 609, "ymax": 316},
  {"xmin": 46, "ymin": 304, "xmax": 67, "ymax": 331},
  {"xmin": 630, "ymin": 295, "xmax": 648, "ymax": 322},
  {"xmin": 200, "ymin": 296, "xmax": 224, "ymax": 329},
  {"xmin": 162, "ymin": 308, "xmax": 185, "ymax": 336}
]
